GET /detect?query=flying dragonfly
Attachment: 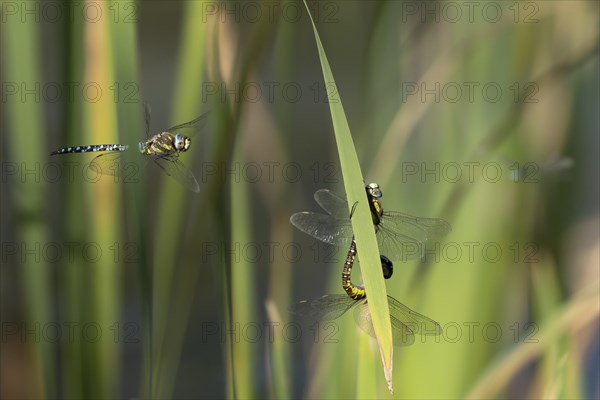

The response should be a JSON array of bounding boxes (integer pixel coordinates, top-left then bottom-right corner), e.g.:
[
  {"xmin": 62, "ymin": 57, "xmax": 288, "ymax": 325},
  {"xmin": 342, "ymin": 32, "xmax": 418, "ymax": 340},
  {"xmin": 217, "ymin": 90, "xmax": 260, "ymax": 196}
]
[
  {"xmin": 289, "ymin": 237, "xmax": 442, "ymax": 346},
  {"xmin": 290, "ymin": 183, "xmax": 451, "ymax": 262},
  {"xmin": 50, "ymin": 109, "xmax": 209, "ymax": 193}
]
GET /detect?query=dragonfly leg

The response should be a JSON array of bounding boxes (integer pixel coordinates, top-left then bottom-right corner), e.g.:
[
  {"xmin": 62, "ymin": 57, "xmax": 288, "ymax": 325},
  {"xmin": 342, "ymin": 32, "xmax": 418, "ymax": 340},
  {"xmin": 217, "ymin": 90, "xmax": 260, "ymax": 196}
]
[{"xmin": 143, "ymin": 102, "xmax": 151, "ymax": 138}]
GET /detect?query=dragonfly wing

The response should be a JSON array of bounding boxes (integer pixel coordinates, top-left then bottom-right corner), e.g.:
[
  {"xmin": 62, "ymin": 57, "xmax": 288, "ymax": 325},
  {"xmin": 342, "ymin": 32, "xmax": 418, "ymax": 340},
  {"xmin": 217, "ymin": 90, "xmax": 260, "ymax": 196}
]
[
  {"xmin": 153, "ymin": 156, "xmax": 200, "ymax": 193},
  {"xmin": 376, "ymin": 212, "xmax": 451, "ymax": 260},
  {"xmin": 353, "ymin": 301, "xmax": 416, "ymax": 347},
  {"xmin": 89, "ymin": 151, "xmax": 140, "ymax": 182},
  {"xmin": 353, "ymin": 300, "xmax": 374, "ymax": 334},
  {"xmin": 387, "ymin": 295, "xmax": 442, "ymax": 336},
  {"xmin": 289, "ymin": 294, "xmax": 358, "ymax": 321},
  {"xmin": 382, "ymin": 211, "xmax": 451, "ymax": 240},
  {"xmin": 289, "ymin": 212, "xmax": 353, "ymax": 247},
  {"xmin": 165, "ymin": 111, "xmax": 210, "ymax": 138},
  {"xmin": 314, "ymin": 189, "xmax": 350, "ymax": 219},
  {"xmin": 89, "ymin": 152, "xmax": 121, "ymax": 177}
]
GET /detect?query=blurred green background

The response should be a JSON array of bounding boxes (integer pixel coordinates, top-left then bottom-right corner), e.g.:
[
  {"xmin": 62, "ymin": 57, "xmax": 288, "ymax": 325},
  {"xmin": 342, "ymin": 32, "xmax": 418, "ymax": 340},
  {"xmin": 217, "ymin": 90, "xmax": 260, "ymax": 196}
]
[{"xmin": 1, "ymin": 1, "xmax": 599, "ymax": 398}]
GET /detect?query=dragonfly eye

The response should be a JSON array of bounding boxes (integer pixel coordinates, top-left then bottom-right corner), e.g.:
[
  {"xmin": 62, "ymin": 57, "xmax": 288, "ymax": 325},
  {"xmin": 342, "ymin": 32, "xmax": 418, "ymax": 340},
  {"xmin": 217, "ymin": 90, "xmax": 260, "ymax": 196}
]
[
  {"xmin": 366, "ymin": 182, "xmax": 382, "ymax": 198},
  {"xmin": 174, "ymin": 134, "xmax": 190, "ymax": 151},
  {"xmin": 380, "ymin": 255, "xmax": 393, "ymax": 279}
]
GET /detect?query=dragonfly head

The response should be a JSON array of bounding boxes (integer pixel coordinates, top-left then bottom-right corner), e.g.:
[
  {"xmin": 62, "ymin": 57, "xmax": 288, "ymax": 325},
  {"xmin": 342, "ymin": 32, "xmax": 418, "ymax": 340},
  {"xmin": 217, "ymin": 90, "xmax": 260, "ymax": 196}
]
[
  {"xmin": 380, "ymin": 255, "xmax": 393, "ymax": 279},
  {"xmin": 174, "ymin": 134, "xmax": 191, "ymax": 152},
  {"xmin": 366, "ymin": 183, "xmax": 382, "ymax": 199}
]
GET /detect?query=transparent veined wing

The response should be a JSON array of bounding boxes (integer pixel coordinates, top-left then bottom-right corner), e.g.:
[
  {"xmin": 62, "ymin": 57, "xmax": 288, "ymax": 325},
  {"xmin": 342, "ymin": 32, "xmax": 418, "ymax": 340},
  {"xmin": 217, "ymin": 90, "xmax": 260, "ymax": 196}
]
[
  {"xmin": 289, "ymin": 212, "xmax": 354, "ymax": 249},
  {"xmin": 353, "ymin": 299, "xmax": 415, "ymax": 347},
  {"xmin": 353, "ymin": 296, "xmax": 441, "ymax": 347},
  {"xmin": 288, "ymin": 294, "xmax": 359, "ymax": 321},
  {"xmin": 386, "ymin": 295, "xmax": 442, "ymax": 336},
  {"xmin": 289, "ymin": 293, "xmax": 441, "ymax": 347},
  {"xmin": 89, "ymin": 152, "xmax": 124, "ymax": 177},
  {"xmin": 152, "ymin": 155, "xmax": 200, "ymax": 193},
  {"xmin": 88, "ymin": 151, "xmax": 145, "ymax": 182},
  {"xmin": 165, "ymin": 111, "xmax": 210, "ymax": 138},
  {"xmin": 313, "ymin": 188, "xmax": 351, "ymax": 219},
  {"xmin": 379, "ymin": 211, "xmax": 452, "ymax": 241},
  {"xmin": 374, "ymin": 211, "xmax": 452, "ymax": 260},
  {"xmin": 290, "ymin": 188, "xmax": 353, "ymax": 245}
]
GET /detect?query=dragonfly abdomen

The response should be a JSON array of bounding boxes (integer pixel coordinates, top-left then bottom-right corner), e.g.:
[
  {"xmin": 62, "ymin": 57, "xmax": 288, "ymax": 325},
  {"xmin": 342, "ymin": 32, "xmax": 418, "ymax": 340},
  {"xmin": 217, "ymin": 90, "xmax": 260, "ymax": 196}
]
[
  {"xmin": 50, "ymin": 144, "xmax": 128, "ymax": 156},
  {"xmin": 342, "ymin": 238, "xmax": 367, "ymax": 300}
]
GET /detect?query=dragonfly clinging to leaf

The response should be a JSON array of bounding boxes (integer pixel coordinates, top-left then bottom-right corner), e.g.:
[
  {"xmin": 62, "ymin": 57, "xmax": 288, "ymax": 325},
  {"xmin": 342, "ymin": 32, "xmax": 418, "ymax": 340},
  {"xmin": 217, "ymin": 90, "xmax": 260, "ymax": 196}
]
[
  {"xmin": 290, "ymin": 183, "xmax": 451, "ymax": 262},
  {"xmin": 289, "ymin": 237, "xmax": 442, "ymax": 346}
]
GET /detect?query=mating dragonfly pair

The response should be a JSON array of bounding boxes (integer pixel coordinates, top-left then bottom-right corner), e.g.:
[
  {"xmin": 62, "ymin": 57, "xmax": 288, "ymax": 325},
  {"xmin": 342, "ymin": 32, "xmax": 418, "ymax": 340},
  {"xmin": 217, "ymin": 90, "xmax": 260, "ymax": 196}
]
[
  {"xmin": 50, "ymin": 108, "xmax": 209, "ymax": 193},
  {"xmin": 289, "ymin": 183, "xmax": 451, "ymax": 346}
]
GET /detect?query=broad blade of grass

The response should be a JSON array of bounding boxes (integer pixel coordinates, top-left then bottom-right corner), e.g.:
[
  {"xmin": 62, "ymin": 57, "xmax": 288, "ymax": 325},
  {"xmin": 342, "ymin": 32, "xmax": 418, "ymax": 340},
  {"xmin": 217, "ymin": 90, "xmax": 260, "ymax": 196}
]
[{"xmin": 302, "ymin": 0, "xmax": 394, "ymax": 392}]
